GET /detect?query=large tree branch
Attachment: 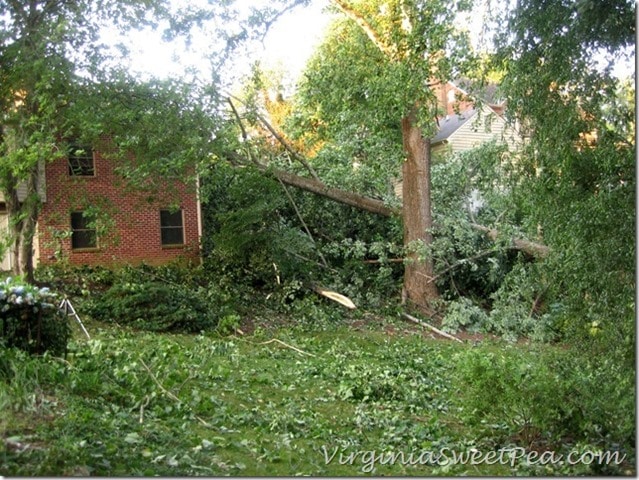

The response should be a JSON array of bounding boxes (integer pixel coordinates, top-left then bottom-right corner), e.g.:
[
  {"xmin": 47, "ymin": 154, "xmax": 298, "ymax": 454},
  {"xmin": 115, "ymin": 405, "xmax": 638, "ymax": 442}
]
[
  {"xmin": 227, "ymin": 97, "xmax": 249, "ymax": 143},
  {"xmin": 331, "ymin": 0, "xmax": 393, "ymax": 57},
  {"xmin": 470, "ymin": 223, "xmax": 550, "ymax": 259},
  {"xmin": 253, "ymin": 108, "xmax": 322, "ymax": 183},
  {"xmin": 226, "ymin": 94, "xmax": 321, "ymax": 182},
  {"xmin": 261, "ymin": 164, "xmax": 397, "ymax": 217},
  {"xmin": 226, "ymin": 149, "xmax": 550, "ymax": 258},
  {"xmin": 274, "ymin": 171, "xmax": 550, "ymax": 258}
]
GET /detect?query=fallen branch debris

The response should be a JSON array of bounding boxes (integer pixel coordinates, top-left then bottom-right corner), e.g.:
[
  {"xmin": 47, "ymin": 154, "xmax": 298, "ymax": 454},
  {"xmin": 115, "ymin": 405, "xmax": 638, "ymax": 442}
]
[
  {"xmin": 140, "ymin": 358, "xmax": 213, "ymax": 428},
  {"xmin": 312, "ymin": 285, "xmax": 357, "ymax": 309},
  {"xmin": 401, "ymin": 312, "xmax": 463, "ymax": 343},
  {"xmin": 256, "ymin": 338, "xmax": 317, "ymax": 357},
  {"xmin": 470, "ymin": 223, "xmax": 550, "ymax": 259}
]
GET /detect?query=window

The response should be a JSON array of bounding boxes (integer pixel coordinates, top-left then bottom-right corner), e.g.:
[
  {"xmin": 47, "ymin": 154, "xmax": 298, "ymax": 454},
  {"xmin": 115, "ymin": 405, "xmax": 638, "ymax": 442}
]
[
  {"xmin": 447, "ymin": 89, "xmax": 457, "ymax": 105},
  {"xmin": 68, "ymin": 144, "xmax": 95, "ymax": 176},
  {"xmin": 71, "ymin": 212, "xmax": 97, "ymax": 249},
  {"xmin": 160, "ymin": 209, "xmax": 184, "ymax": 246}
]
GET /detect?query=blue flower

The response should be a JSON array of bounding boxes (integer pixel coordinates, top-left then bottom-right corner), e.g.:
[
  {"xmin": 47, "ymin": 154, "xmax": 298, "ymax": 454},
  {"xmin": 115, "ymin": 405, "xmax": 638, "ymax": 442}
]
[{"xmin": 12, "ymin": 286, "xmax": 25, "ymax": 295}]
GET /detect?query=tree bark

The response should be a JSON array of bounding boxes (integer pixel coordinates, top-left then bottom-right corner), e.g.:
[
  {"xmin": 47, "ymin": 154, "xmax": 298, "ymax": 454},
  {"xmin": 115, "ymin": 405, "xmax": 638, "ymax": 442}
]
[
  {"xmin": 6, "ymin": 164, "xmax": 40, "ymax": 283},
  {"xmin": 6, "ymin": 174, "xmax": 23, "ymax": 278},
  {"xmin": 400, "ymin": 110, "xmax": 439, "ymax": 309},
  {"xmin": 470, "ymin": 223, "xmax": 550, "ymax": 258},
  {"xmin": 260, "ymin": 165, "xmax": 397, "ymax": 217}
]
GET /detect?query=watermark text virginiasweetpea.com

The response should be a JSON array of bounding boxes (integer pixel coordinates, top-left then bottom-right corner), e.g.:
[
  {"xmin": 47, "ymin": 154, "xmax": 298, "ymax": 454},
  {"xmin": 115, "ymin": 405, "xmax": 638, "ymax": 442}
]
[{"xmin": 320, "ymin": 445, "xmax": 626, "ymax": 473}]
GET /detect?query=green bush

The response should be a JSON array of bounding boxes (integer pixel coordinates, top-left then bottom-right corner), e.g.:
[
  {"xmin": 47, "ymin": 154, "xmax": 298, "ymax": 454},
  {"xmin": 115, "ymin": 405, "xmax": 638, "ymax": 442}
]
[
  {"xmin": 453, "ymin": 344, "xmax": 635, "ymax": 466},
  {"xmin": 0, "ymin": 277, "xmax": 69, "ymax": 355},
  {"xmin": 453, "ymin": 346, "xmax": 576, "ymax": 444},
  {"xmin": 85, "ymin": 280, "xmax": 229, "ymax": 333}
]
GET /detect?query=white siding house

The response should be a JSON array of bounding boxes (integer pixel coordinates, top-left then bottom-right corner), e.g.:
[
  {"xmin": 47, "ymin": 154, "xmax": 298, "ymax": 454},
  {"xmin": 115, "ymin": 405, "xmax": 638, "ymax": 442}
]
[
  {"xmin": 394, "ymin": 100, "xmax": 522, "ymax": 199},
  {"xmin": 431, "ymin": 104, "xmax": 520, "ymax": 157},
  {"xmin": 0, "ymin": 161, "xmax": 46, "ymax": 271}
]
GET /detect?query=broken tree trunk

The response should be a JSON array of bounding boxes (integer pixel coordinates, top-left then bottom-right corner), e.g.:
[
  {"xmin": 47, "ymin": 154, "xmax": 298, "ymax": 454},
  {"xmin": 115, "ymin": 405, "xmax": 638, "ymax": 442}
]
[
  {"xmin": 400, "ymin": 110, "xmax": 439, "ymax": 309},
  {"xmin": 470, "ymin": 223, "xmax": 550, "ymax": 259},
  {"xmin": 260, "ymin": 166, "xmax": 397, "ymax": 217}
]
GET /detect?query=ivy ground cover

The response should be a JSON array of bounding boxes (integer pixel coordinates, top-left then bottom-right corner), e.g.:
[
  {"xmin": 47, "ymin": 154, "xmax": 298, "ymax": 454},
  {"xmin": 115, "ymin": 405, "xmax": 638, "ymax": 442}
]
[{"xmin": 1, "ymin": 319, "xmax": 634, "ymax": 476}]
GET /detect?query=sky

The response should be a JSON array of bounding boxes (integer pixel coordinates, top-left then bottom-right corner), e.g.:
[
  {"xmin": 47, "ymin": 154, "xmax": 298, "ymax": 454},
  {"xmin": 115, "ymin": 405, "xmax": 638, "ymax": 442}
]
[
  {"xmin": 104, "ymin": 1, "xmax": 333, "ymax": 86},
  {"xmin": 260, "ymin": 1, "xmax": 333, "ymax": 82},
  {"xmin": 103, "ymin": 1, "xmax": 634, "ymax": 86}
]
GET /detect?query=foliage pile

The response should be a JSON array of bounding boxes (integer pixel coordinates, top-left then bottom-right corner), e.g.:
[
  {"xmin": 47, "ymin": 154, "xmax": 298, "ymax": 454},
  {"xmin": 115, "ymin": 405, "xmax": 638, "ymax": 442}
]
[
  {"xmin": 80, "ymin": 265, "xmax": 234, "ymax": 334},
  {"xmin": 200, "ymin": 162, "xmax": 404, "ymax": 313},
  {"xmin": 0, "ymin": 277, "xmax": 69, "ymax": 355},
  {"xmin": 36, "ymin": 263, "xmax": 240, "ymax": 335}
]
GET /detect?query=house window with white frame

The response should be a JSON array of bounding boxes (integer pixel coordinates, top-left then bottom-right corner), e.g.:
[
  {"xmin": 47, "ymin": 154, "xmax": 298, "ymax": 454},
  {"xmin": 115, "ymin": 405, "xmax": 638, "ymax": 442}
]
[{"xmin": 160, "ymin": 209, "xmax": 184, "ymax": 246}]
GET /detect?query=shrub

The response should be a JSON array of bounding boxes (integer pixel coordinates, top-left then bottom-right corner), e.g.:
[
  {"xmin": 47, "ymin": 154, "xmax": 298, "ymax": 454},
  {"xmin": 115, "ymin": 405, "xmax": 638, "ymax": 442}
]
[
  {"xmin": 85, "ymin": 279, "xmax": 230, "ymax": 333},
  {"xmin": 0, "ymin": 277, "xmax": 69, "ymax": 355},
  {"xmin": 453, "ymin": 346, "xmax": 575, "ymax": 445},
  {"xmin": 453, "ymin": 344, "xmax": 635, "ymax": 466}
]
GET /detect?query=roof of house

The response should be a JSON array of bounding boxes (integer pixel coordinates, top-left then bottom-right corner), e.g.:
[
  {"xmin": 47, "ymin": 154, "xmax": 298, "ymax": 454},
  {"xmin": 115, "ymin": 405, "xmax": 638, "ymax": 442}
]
[
  {"xmin": 452, "ymin": 79, "xmax": 503, "ymax": 105},
  {"xmin": 431, "ymin": 108, "xmax": 477, "ymax": 144}
]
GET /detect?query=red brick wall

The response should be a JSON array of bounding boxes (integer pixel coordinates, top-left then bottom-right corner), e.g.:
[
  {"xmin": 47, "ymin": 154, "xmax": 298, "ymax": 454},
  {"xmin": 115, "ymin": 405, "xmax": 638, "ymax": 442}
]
[
  {"xmin": 38, "ymin": 147, "xmax": 200, "ymax": 267},
  {"xmin": 432, "ymin": 81, "xmax": 476, "ymax": 117}
]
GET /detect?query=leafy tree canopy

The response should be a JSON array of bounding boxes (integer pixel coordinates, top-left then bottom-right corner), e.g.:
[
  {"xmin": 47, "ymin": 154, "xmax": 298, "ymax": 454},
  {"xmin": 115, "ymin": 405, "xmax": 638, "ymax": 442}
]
[
  {"xmin": 284, "ymin": 0, "xmax": 476, "ymax": 198},
  {"xmin": 493, "ymin": 0, "xmax": 635, "ymax": 353}
]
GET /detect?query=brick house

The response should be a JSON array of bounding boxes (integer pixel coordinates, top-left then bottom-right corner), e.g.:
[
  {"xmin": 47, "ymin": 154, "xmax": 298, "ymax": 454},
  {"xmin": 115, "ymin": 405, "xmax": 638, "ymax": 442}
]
[{"xmin": 0, "ymin": 139, "xmax": 202, "ymax": 270}]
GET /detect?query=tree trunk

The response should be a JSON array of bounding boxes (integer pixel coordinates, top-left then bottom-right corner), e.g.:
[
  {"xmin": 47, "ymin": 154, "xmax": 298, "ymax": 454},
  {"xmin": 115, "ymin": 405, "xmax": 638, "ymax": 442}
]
[
  {"xmin": 5, "ymin": 174, "xmax": 23, "ymax": 278},
  {"xmin": 6, "ymin": 165, "xmax": 40, "ymax": 283},
  {"xmin": 400, "ymin": 110, "xmax": 439, "ymax": 310},
  {"xmin": 18, "ymin": 205, "xmax": 38, "ymax": 284}
]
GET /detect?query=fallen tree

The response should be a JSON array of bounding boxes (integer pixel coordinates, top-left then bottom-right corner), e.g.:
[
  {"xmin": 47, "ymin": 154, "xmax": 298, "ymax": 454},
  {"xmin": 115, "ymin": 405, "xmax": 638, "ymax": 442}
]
[
  {"xmin": 256, "ymin": 161, "xmax": 551, "ymax": 259},
  {"xmin": 470, "ymin": 223, "xmax": 550, "ymax": 259},
  {"xmin": 223, "ymin": 92, "xmax": 550, "ymax": 317},
  {"xmin": 261, "ymin": 166, "xmax": 396, "ymax": 217}
]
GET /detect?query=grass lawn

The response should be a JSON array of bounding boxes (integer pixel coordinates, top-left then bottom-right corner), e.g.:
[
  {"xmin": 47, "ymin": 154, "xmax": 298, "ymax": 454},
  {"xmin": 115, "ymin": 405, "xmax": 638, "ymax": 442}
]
[{"xmin": 1, "ymin": 315, "xmax": 634, "ymax": 476}]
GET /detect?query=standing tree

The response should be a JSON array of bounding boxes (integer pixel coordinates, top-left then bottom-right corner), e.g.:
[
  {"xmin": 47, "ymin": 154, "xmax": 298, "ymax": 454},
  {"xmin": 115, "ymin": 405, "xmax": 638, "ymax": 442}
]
[{"xmin": 283, "ymin": 0, "xmax": 475, "ymax": 312}]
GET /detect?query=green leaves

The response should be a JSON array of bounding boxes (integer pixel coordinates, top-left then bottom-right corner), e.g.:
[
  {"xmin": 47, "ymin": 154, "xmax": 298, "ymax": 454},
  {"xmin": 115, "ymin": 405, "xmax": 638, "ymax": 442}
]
[
  {"xmin": 2, "ymin": 319, "xmax": 635, "ymax": 476},
  {"xmin": 85, "ymin": 274, "xmax": 230, "ymax": 334},
  {"xmin": 492, "ymin": 0, "xmax": 635, "ymax": 349},
  {"xmin": 287, "ymin": 0, "xmax": 476, "ymax": 196}
]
